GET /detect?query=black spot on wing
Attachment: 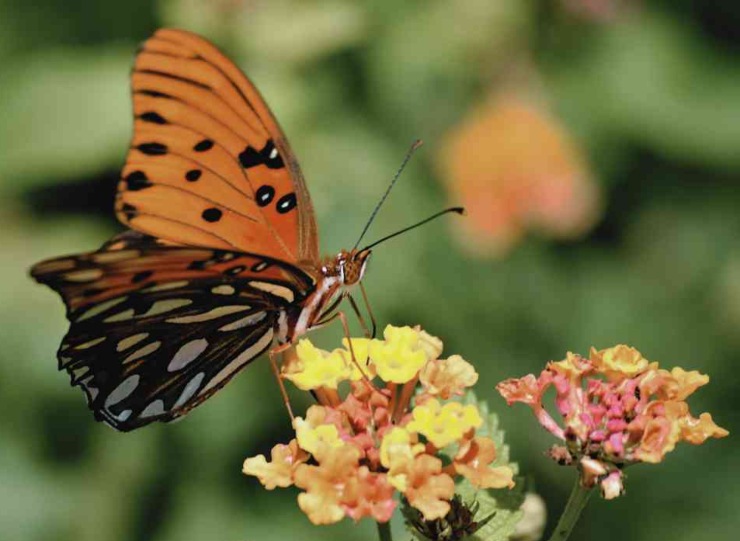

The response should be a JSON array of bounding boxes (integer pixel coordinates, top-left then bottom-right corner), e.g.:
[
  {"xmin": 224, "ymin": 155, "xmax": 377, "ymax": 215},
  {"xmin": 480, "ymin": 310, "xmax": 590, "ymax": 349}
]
[
  {"xmin": 255, "ymin": 185, "xmax": 275, "ymax": 207},
  {"xmin": 239, "ymin": 140, "xmax": 284, "ymax": 170},
  {"xmin": 201, "ymin": 208, "xmax": 222, "ymax": 222},
  {"xmin": 185, "ymin": 169, "xmax": 201, "ymax": 182},
  {"xmin": 193, "ymin": 139, "xmax": 214, "ymax": 152},
  {"xmin": 122, "ymin": 203, "xmax": 138, "ymax": 219},
  {"xmin": 137, "ymin": 142, "xmax": 168, "ymax": 156},
  {"xmin": 139, "ymin": 111, "xmax": 167, "ymax": 124},
  {"xmin": 125, "ymin": 171, "xmax": 153, "ymax": 191},
  {"xmin": 275, "ymin": 193, "xmax": 297, "ymax": 214}
]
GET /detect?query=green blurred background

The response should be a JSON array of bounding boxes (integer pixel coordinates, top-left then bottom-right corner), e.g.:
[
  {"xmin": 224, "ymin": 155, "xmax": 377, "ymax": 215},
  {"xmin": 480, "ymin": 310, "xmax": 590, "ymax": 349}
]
[{"xmin": 1, "ymin": 0, "xmax": 738, "ymax": 540}]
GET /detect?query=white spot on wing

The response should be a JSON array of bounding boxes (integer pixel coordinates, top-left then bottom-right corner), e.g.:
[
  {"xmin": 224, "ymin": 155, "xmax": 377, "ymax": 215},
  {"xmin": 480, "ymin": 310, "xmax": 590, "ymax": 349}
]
[
  {"xmin": 145, "ymin": 281, "xmax": 189, "ymax": 292},
  {"xmin": 140, "ymin": 399, "xmax": 165, "ymax": 418},
  {"xmin": 92, "ymin": 250, "xmax": 138, "ymax": 263},
  {"xmin": 123, "ymin": 341, "xmax": 161, "ymax": 364},
  {"xmin": 104, "ymin": 374, "xmax": 140, "ymax": 408},
  {"xmin": 64, "ymin": 269, "xmax": 103, "ymax": 282},
  {"xmin": 173, "ymin": 372, "xmax": 206, "ymax": 409},
  {"xmin": 167, "ymin": 338, "xmax": 208, "ymax": 372},
  {"xmin": 218, "ymin": 312, "xmax": 267, "ymax": 332},
  {"xmin": 116, "ymin": 333, "xmax": 150, "ymax": 352},
  {"xmin": 74, "ymin": 336, "xmax": 106, "ymax": 350},
  {"xmin": 115, "ymin": 409, "xmax": 132, "ymax": 422},
  {"xmin": 248, "ymin": 281, "xmax": 294, "ymax": 302},
  {"xmin": 104, "ymin": 309, "xmax": 135, "ymax": 322},
  {"xmin": 201, "ymin": 329, "xmax": 274, "ymax": 394},
  {"xmin": 146, "ymin": 299, "xmax": 193, "ymax": 316},
  {"xmin": 166, "ymin": 305, "xmax": 250, "ymax": 324},
  {"xmin": 104, "ymin": 299, "xmax": 192, "ymax": 322},
  {"xmin": 211, "ymin": 285, "xmax": 235, "ymax": 295},
  {"xmin": 77, "ymin": 297, "xmax": 127, "ymax": 322}
]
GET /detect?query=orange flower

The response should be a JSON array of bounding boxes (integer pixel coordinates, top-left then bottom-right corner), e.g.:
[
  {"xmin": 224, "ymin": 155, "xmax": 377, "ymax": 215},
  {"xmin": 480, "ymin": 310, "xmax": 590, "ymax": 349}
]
[
  {"xmin": 403, "ymin": 455, "xmax": 456, "ymax": 521},
  {"xmin": 293, "ymin": 445, "xmax": 363, "ymax": 525},
  {"xmin": 441, "ymin": 92, "xmax": 599, "ymax": 257},
  {"xmin": 453, "ymin": 436, "xmax": 515, "ymax": 489},
  {"xmin": 242, "ymin": 439, "xmax": 309, "ymax": 490},
  {"xmin": 419, "ymin": 355, "xmax": 478, "ymax": 399}
]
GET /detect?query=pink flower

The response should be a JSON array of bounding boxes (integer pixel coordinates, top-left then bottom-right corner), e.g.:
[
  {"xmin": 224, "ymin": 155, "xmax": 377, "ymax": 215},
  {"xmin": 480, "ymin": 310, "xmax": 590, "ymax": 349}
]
[{"xmin": 497, "ymin": 345, "xmax": 728, "ymax": 498}]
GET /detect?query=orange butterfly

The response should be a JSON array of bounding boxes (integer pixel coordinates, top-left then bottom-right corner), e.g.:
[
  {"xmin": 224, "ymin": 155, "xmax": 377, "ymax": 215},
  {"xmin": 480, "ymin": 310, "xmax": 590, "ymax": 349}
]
[
  {"xmin": 31, "ymin": 29, "xmax": 460, "ymax": 431},
  {"xmin": 30, "ymin": 28, "xmax": 376, "ymax": 431}
]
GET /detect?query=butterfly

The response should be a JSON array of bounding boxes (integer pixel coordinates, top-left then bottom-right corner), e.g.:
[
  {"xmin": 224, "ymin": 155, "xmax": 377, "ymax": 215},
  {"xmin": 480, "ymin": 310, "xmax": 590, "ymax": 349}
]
[{"xmin": 30, "ymin": 28, "xmax": 376, "ymax": 431}]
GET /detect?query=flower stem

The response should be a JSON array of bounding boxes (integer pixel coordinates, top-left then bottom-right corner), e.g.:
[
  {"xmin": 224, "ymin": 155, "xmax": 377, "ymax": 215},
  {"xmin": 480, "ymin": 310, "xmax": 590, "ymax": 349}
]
[
  {"xmin": 376, "ymin": 521, "xmax": 393, "ymax": 541},
  {"xmin": 546, "ymin": 478, "xmax": 594, "ymax": 541}
]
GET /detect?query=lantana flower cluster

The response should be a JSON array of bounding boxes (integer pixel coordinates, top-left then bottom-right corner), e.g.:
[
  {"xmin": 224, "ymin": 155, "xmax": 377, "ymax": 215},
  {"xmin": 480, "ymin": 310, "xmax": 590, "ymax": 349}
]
[
  {"xmin": 497, "ymin": 345, "xmax": 728, "ymax": 499},
  {"xmin": 243, "ymin": 325, "xmax": 515, "ymax": 525}
]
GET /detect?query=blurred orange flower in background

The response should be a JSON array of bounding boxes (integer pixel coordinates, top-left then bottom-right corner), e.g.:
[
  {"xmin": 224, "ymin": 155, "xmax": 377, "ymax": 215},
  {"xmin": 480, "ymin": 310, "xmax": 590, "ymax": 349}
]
[{"xmin": 441, "ymin": 92, "xmax": 600, "ymax": 257}]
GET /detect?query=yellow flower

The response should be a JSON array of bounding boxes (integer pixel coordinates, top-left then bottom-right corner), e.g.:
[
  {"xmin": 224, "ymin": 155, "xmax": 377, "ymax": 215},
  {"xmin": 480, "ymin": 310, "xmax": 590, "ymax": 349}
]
[
  {"xmin": 283, "ymin": 339, "xmax": 352, "ymax": 390},
  {"xmin": 549, "ymin": 352, "xmax": 591, "ymax": 379},
  {"xmin": 339, "ymin": 337, "xmax": 376, "ymax": 380},
  {"xmin": 379, "ymin": 427, "xmax": 425, "ymax": 491},
  {"xmin": 420, "ymin": 354, "xmax": 479, "ymax": 399},
  {"xmin": 294, "ymin": 406, "xmax": 344, "ymax": 459},
  {"xmin": 369, "ymin": 325, "xmax": 429, "ymax": 383},
  {"xmin": 590, "ymin": 345, "xmax": 649, "ymax": 379},
  {"xmin": 418, "ymin": 329, "xmax": 443, "ymax": 361},
  {"xmin": 242, "ymin": 439, "xmax": 308, "ymax": 489},
  {"xmin": 407, "ymin": 399, "xmax": 483, "ymax": 448}
]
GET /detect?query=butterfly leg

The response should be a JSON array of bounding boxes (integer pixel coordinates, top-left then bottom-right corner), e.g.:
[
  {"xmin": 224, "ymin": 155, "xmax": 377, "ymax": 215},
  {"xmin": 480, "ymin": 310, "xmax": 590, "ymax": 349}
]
[
  {"xmin": 347, "ymin": 294, "xmax": 372, "ymax": 338},
  {"xmin": 359, "ymin": 282, "xmax": 377, "ymax": 339},
  {"xmin": 268, "ymin": 344, "xmax": 295, "ymax": 420},
  {"xmin": 335, "ymin": 310, "xmax": 375, "ymax": 389}
]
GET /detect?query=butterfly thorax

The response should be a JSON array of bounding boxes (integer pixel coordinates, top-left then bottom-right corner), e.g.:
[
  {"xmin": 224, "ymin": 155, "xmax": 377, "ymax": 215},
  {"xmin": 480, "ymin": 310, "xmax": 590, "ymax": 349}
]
[{"xmin": 286, "ymin": 248, "xmax": 371, "ymax": 341}]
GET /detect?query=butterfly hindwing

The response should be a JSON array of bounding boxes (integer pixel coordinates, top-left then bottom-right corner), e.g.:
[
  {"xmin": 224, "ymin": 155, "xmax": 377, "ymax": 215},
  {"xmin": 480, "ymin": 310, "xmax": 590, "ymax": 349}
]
[
  {"xmin": 31, "ymin": 234, "xmax": 316, "ymax": 430},
  {"xmin": 117, "ymin": 28, "xmax": 319, "ymax": 263}
]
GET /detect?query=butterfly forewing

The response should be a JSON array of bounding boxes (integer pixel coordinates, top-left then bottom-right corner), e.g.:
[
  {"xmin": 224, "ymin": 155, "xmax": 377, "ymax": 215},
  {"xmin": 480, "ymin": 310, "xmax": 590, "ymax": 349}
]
[
  {"xmin": 31, "ymin": 234, "xmax": 316, "ymax": 430},
  {"xmin": 117, "ymin": 28, "xmax": 319, "ymax": 263}
]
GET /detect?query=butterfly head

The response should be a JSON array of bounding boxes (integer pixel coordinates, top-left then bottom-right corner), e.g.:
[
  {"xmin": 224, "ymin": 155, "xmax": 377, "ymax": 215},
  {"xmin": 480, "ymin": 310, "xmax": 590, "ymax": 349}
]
[{"xmin": 324, "ymin": 248, "xmax": 371, "ymax": 287}]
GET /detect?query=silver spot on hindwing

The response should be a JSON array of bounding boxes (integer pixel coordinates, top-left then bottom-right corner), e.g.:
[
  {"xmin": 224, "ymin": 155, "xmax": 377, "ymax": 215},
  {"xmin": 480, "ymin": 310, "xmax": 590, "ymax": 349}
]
[
  {"xmin": 218, "ymin": 311, "xmax": 267, "ymax": 332},
  {"xmin": 201, "ymin": 329, "xmax": 274, "ymax": 394},
  {"xmin": 74, "ymin": 337, "xmax": 107, "ymax": 350},
  {"xmin": 140, "ymin": 399, "xmax": 165, "ymax": 418},
  {"xmin": 173, "ymin": 372, "xmax": 206, "ymax": 409},
  {"xmin": 92, "ymin": 250, "xmax": 139, "ymax": 263},
  {"xmin": 116, "ymin": 333, "xmax": 150, "ymax": 352},
  {"xmin": 211, "ymin": 285, "xmax": 235, "ymax": 295},
  {"xmin": 167, "ymin": 338, "xmax": 208, "ymax": 372},
  {"xmin": 166, "ymin": 305, "xmax": 250, "ymax": 324},
  {"xmin": 104, "ymin": 374, "xmax": 140, "ymax": 408},
  {"xmin": 77, "ymin": 297, "xmax": 128, "ymax": 322},
  {"xmin": 247, "ymin": 281, "xmax": 294, "ymax": 302},
  {"xmin": 104, "ymin": 299, "xmax": 192, "ymax": 322},
  {"xmin": 123, "ymin": 341, "xmax": 161, "ymax": 364},
  {"xmin": 64, "ymin": 269, "xmax": 104, "ymax": 282},
  {"xmin": 145, "ymin": 281, "xmax": 189, "ymax": 292}
]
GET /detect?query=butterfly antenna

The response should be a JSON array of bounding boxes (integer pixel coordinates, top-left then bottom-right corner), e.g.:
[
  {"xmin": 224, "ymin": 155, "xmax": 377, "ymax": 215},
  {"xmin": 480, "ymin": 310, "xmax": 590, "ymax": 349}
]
[
  {"xmin": 353, "ymin": 139, "xmax": 424, "ymax": 250},
  {"xmin": 361, "ymin": 207, "xmax": 465, "ymax": 251}
]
